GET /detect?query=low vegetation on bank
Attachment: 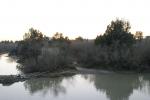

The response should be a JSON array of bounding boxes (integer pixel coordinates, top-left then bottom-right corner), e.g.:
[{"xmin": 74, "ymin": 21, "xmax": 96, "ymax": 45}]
[
  {"xmin": 1, "ymin": 19, "xmax": 150, "ymax": 73},
  {"xmin": 0, "ymin": 41, "xmax": 17, "ymax": 54}
]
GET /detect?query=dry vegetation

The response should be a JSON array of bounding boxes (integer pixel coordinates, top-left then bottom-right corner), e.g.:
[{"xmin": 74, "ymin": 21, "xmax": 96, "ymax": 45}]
[{"xmin": 1, "ymin": 19, "xmax": 150, "ymax": 73}]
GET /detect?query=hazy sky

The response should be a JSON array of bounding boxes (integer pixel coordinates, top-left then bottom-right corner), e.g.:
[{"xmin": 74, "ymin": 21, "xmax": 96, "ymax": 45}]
[{"xmin": 0, "ymin": 0, "xmax": 150, "ymax": 40}]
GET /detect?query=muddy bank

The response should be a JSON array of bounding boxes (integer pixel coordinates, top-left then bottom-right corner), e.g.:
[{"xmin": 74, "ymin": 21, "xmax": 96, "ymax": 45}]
[
  {"xmin": 0, "ymin": 67, "xmax": 142, "ymax": 86},
  {"xmin": 0, "ymin": 67, "xmax": 112, "ymax": 86},
  {"xmin": 0, "ymin": 70, "xmax": 77, "ymax": 86},
  {"xmin": 76, "ymin": 67, "xmax": 114, "ymax": 74}
]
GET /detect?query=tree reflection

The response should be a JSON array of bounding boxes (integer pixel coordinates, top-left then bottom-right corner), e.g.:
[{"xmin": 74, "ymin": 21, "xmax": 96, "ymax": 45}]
[
  {"xmin": 23, "ymin": 73, "xmax": 150, "ymax": 99},
  {"xmin": 140, "ymin": 74, "xmax": 150, "ymax": 95},
  {"xmin": 24, "ymin": 76, "xmax": 73, "ymax": 97},
  {"xmin": 87, "ymin": 74, "xmax": 147, "ymax": 100}
]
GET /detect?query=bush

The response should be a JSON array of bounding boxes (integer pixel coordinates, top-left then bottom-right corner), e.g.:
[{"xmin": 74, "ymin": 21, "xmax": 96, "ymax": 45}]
[
  {"xmin": 70, "ymin": 40, "xmax": 97, "ymax": 67},
  {"xmin": 17, "ymin": 47, "xmax": 73, "ymax": 73},
  {"xmin": 17, "ymin": 57, "xmax": 37, "ymax": 73},
  {"xmin": 70, "ymin": 39, "xmax": 150, "ymax": 71},
  {"xmin": 38, "ymin": 47, "xmax": 72, "ymax": 71}
]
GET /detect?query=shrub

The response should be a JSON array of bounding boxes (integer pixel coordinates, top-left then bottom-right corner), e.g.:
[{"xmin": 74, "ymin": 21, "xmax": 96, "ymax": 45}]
[
  {"xmin": 17, "ymin": 47, "xmax": 73, "ymax": 73},
  {"xmin": 71, "ymin": 39, "xmax": 150, "ymax": 71}
]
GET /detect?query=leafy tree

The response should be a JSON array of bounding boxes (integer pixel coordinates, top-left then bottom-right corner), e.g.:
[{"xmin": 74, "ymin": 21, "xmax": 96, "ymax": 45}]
[{"xmin": 95, "ymin": 19, "xmax": 135, "ymax": 46}]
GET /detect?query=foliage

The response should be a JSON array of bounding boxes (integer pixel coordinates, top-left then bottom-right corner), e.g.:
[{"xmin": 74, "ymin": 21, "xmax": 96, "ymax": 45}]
[
  {"xmin": 16, "ymin": 29, "xmax": 73, "ymax": 73},
  {"xmin": 5, "ymin": 19, "xmax": 150, "ymax": 73},
  {"xmin": 17, "ymin": 47, "xmax": 73, "ymax": 73},
  {"xmin": 71, "ymin": 39, "xmax": 150, "ymax": 71},
  {"xmin": 52, "ymin": 32, "xmax": 70, "ymax": 43},
  {"xmin": 0, "ymin": 41, "xmax": 17, "ymax": 53},
  {"xmin": 95, "ymin": 19, "xmax": 135, "ymax": 46},
  {"xmin": 16, "ymin": 28, "xmax": 47, "ymax": 59},
  {"xmin": 23, "ymin": 28, "xmax": 44, "ymax": 41}
]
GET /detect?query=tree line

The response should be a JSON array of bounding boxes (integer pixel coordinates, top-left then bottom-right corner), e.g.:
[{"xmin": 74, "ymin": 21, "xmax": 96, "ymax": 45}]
[{"xmin": 1, "ymin": 19, "xmax": 149, "ymax": 73}]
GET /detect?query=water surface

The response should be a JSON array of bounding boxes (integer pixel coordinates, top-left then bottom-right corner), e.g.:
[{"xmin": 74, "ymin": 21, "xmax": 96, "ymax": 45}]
[
  {"xmin": 0, "ymin": 53, "xmax": 18, "ymax": 75},
  {"xmin": 0, "ymin": 54, "xmax": 150, "ymax": 100},
  {"xmin": 0, "ymin": 74, "xmax": 150, "ymax": 100}
]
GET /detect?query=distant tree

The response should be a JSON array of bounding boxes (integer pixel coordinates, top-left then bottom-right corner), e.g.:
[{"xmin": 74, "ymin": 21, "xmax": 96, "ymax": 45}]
[
  {"xmin": 75, "ymin": 36, "xmax": 84, "ymax": 41},
  {"xmin": 95, "ymin": 19, "xmax": 135, "ymax": 46},
  {"xmin": 134, "ymin": 31, "xmax": 143, "ymax": 41},
  {"xmin": 52, "ymin": 32, "xmax": 63, "ymax": 40},
  {"xmin": 23, "ymin": 28, "xmax": 44, "ymax": 41},
  {"xmin": 52, "ymin": 32, "xmax": 70, "ymax": 43}
]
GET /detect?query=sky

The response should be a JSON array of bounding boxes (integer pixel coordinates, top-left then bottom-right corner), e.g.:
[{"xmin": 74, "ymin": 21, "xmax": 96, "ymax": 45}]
[{"xmin": 0, "ymin": 0, "xmax": 150, "ymax": 40}]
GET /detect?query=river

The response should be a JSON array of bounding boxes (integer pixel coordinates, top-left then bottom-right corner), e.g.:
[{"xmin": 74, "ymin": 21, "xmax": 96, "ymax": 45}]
[
  {"xmin": 0, "ymin": 54, "xmax": 19, "ymax": 75},
  {"xmin": 0, "ymin": 54, "xmax": 150, "ymax": 100}
]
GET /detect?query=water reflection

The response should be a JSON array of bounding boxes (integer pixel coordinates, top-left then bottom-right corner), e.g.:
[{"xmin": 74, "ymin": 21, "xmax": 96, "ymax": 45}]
[
  {"xmin": 140, "ymin": 74, "xmax": 150, "ymax": 95},
  {"xmin": 22, "ymin": 74, "xmax": 150, "ymax": 100},
  {"xmin": 83, "ymin": 74, "xmax": 150, "ymax": 100},
  {"xmin": 24, "ymin": 76, "xmax": 74, "ymax": 97},
  {"xmin": 0, "ymin": 73, "xmax": 149, "ymax": 100}
]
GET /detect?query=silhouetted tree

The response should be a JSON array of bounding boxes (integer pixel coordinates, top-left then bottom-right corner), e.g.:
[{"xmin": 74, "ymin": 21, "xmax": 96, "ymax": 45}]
[
  {"xmin": 52, "ymin": 32, "xmax": 69, "ymax": 42},
  {"xmin": 95, "ymin": 19, "xmax": 135, "ymax": 46},
  {"xmin": 75, "ymin": 36, "xmax": 84, "ymax": 41},
  {"xmin": 23, "ymin": 28, "xmax": 44, "ymax": 41}
]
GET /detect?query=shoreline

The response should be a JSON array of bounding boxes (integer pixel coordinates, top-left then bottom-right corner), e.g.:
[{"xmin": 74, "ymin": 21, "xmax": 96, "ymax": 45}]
[
  {"xmin": 0, "ymin": 70, "xmax": 77, "ymax": 86},
  {"xmin": 1, "ymin": 67, "xmax": 148, "ymax": 86}
]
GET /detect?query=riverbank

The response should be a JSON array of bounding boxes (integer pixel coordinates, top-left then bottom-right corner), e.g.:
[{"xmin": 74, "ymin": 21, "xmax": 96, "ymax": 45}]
[
  {"xmin": 0, "ymin": 70, "xmax": 77, "ymax": 86},
  {"xmin": 0, "ymin": 66, "xmax": 115, "ymax": 86},
  {"xmin": 0, "ymin": 66, "xmax": 141, "ymax": 86},
  {"xmin": 1, "ymin": 66, "xmax": 150, "ymax": 86}
]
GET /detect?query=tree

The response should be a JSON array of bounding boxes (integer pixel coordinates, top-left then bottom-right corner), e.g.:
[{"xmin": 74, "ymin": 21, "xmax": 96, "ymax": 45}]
[
  {"xmin": 52, "ymin": 32, "xmax": 70, "ymax": 43},
  {"xmin": 17, "ymin": 28, "xmax": 45, "ymax": 59},
  {"xmin": 75, "ymin": 36, "xmax": 84, "ymax": 41},
  {"xmin": 95, "ymin": 19, "xmax": 135, "ymax": 46},
  {"xmin": 135, "ymin": 31, "xmax": 143, "ymax": 41},
  {"xmin": 23, "ymin": 28, "xmax": 44, "ymax": 41}
]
